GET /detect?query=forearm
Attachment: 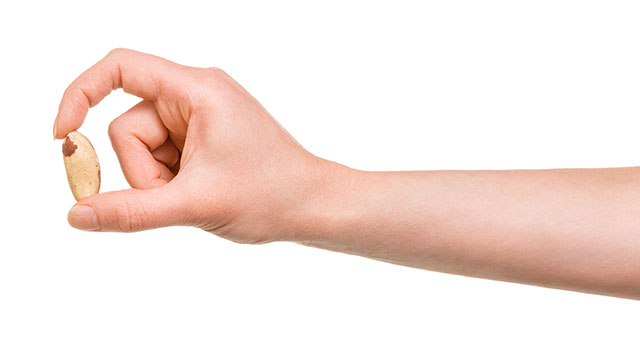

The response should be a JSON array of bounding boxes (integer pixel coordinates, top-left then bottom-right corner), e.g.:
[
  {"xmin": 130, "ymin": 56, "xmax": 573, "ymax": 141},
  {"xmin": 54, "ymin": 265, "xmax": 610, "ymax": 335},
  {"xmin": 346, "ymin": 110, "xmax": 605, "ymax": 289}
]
[
  {"xmin": 298, "ymin": 164, "xmax": 640, "ymax": 299},
  {"xmin": 55, "ymin": 50, "xmax": 639, "ymax": 299}
]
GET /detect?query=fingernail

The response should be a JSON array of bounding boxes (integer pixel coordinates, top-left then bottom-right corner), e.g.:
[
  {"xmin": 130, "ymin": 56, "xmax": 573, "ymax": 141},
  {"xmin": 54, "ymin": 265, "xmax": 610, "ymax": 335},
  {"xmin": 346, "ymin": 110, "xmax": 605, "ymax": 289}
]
[
  {"xmin": 53, "ymin": 117, "xmax": 58, "ymax": 141},
  {"xmin": 68, "ymin": 205, "xmax": 100, "ymax": 231}
]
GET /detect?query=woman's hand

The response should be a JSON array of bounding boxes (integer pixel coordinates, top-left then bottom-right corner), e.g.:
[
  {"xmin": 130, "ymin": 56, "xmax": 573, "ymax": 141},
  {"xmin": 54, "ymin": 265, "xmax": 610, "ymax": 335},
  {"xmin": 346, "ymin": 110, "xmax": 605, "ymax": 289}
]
[
  {"xmin": 54, "ymin": 48, "xmax": 346, "ymax": 243},
  {"xmin": 56, "ymin": 49, "xmax": 640, "ymax": 299}
]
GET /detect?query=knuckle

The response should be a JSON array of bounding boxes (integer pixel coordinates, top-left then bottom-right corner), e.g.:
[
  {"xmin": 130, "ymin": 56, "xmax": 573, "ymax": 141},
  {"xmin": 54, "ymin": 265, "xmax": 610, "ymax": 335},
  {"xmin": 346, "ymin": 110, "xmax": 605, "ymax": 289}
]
[
  {"xmin": 114, "ymin": 199, "xmax": 147, "ymax": 232},
  {"xmin": 206, "ymin": 66, "xmax": 223, "ymax": 74},
  {"xmin": 107, "ymin": 47, "xmax": 129, "ymax": 58},
  {"xmin": 107, "ymin": 118, "xmax": 123, "ymax": 140},
  {"xmin": 62, "ymin": 85, "xmax": 73, "ymax": 99},
  {"xmin": 204, "ymin": 67, "xmax": 226, "ymax": 80},
  {"xmin": 63, "ymin": 85, "xmax": 81, "ymax": 105}
]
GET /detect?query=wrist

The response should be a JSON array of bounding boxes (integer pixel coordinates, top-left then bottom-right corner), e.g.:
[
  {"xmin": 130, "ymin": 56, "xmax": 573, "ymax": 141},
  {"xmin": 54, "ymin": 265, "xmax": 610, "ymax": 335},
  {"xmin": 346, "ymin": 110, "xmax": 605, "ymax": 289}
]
[{"xmin": 280, "ymin": 157, "xmax": 364, "ymax": 243}]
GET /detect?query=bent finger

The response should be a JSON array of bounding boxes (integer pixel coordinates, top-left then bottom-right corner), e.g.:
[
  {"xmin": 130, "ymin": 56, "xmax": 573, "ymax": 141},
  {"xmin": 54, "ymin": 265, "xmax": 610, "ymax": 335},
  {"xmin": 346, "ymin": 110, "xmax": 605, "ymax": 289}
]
[
  {"xmin": 108, "ymin": 100, "xmax": 175, "ymax": 189},
  {"xmin": 151, "ymin": 138, "xmax": 181, "ymax": 168},
  {"xmin": 54, "ymin": 48, "xmax": 185, "ymax": 139}
]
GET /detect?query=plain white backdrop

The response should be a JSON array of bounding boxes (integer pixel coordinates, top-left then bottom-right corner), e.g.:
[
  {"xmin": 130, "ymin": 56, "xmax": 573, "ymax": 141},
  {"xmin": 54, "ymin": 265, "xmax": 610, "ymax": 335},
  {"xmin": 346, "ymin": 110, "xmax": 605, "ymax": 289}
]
[{"xmin": 1, "ymin": 0, "xmax": 639, "ymax": 345}]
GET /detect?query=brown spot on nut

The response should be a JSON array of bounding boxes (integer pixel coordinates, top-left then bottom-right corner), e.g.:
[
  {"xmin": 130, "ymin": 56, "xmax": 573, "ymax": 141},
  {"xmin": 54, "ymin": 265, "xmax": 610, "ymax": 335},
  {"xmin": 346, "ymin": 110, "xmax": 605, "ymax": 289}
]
[
  {"xmin": 63, "ymin": 131, "xmax": 100, "ymax": 201},
  {"xmin": 63, "ymin": 136, "xmax": 77, "ymax": 157}
]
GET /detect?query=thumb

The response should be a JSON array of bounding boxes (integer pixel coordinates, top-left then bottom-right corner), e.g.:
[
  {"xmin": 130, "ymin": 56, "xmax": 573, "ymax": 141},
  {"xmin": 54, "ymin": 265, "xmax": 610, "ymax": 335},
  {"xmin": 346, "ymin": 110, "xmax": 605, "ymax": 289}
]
[{"xmin": 67, "ymin": 184, "xmax": 190, "ymax": 232}]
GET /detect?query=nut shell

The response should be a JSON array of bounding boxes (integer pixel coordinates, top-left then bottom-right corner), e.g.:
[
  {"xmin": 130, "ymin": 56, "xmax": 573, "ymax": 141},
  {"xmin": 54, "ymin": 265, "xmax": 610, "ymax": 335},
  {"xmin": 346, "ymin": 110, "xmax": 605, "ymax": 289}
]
[{"xmin": 62, "ymin": 131, "xmax": 100, "ymax": 201}]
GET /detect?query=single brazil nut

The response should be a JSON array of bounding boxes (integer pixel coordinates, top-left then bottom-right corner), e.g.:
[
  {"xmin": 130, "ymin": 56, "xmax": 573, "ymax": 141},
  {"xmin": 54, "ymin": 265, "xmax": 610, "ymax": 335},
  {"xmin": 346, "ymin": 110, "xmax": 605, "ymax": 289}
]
[{"xmin": 62, "ymin": 131, "xmax": 100, "ymax": 201}]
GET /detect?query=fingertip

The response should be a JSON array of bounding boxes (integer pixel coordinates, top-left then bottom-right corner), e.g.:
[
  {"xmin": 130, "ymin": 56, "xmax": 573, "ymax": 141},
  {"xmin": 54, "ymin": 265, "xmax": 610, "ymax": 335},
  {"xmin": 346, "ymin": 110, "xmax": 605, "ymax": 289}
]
[
  {"xmin": 53, "ymin": 111, "xmax": 76, "ymax": 140},
  {"xmin": 68, "ymin": 204, "xmax": 101, "ymax": 231}
]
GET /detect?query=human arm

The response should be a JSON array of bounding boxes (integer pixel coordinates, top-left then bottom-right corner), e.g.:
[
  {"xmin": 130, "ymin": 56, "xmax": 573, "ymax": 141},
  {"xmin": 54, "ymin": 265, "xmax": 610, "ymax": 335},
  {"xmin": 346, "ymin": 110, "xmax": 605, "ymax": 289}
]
[
  {"xmin": 54, "ymin": 49, "xmax": 640, "ymax": 300},
  {"xmin": 302, "ymin": 167, "xmax": 640, "ymax": 300}
]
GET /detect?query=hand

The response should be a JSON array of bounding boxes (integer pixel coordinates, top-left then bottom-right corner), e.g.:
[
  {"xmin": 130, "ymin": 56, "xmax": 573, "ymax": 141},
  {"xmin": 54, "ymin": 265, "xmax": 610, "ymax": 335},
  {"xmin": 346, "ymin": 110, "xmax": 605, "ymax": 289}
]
[
  {"xmin": 54, "ymin": 48, "xmax": 346, "ymax": 243},
  {"xmin": 54, "ymin": 49, "xmax": 640, "ymax": 299}
]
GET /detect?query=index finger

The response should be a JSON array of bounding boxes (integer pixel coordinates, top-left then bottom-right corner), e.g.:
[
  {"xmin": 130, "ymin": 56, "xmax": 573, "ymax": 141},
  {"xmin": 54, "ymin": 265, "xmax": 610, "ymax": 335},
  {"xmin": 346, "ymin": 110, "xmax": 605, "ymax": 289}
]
[{"xmin": 54, "ymin": 48, "xmax": 179, "ymax": 139}]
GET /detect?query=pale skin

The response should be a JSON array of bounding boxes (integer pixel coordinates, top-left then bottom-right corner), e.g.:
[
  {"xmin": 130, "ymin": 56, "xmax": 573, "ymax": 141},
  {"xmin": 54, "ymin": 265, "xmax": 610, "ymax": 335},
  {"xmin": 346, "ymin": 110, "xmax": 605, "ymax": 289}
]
[{"xmin": 54, "ymin": 49, "xmax": 640, "ymax": 300}]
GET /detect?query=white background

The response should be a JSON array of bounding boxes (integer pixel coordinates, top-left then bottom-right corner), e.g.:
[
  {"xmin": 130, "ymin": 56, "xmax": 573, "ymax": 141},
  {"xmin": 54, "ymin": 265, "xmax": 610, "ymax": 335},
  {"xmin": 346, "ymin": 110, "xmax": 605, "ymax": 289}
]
[{"xmin": 1, "ymin": 0, "xmax": 639, "ymax": 345}]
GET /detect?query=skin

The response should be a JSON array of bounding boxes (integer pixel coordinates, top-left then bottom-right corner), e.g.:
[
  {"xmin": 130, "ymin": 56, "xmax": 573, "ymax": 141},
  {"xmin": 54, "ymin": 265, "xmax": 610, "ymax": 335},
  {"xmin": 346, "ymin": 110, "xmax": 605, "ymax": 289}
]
[{"xmin": 54, "ymin": 49, "xmax": 640, "ymax": 300}]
